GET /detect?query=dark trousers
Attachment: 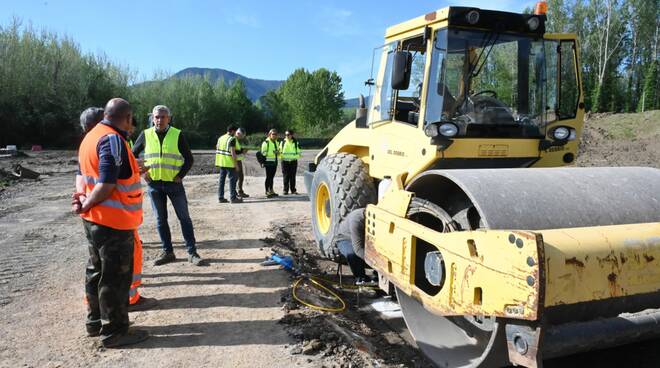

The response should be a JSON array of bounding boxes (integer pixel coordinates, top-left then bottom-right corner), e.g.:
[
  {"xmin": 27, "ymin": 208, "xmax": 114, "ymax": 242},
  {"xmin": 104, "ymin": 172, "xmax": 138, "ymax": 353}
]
[
  {"xmin": 83, "ymin": 219, "xmax": 134, "ymax": 340},
  {"xmin": 219, "ymin": 167, "xmax": 238, "ymax": 200},
  {"xmin": 281, "ymin": 160, "xmax": 298, "ymax": 193},
  {"xmin": 265, "ymin": 163, "xmax": 277, "ymax": 193},
  {"xmin": 337, "ymin": 239, "xmax": 367, "ymax": 279},
  {"xmin": 147, "ymin": 181, "xmax": 197, "ymax": 255},
  {"xmin": 236, "ymin": 160, "xmax": 245, "ymax": 193}
]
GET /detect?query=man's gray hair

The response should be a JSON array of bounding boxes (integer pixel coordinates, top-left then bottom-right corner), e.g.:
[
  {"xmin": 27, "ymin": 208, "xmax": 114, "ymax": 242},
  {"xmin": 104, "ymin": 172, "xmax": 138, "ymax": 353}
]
[
  {"xmin": 79, "ymin": 107, "xmax": 104, "ymax": 133},
  {"xmin": 152, "ymin": 105, "xmax": 171, "ymax": 115},
  {"xmin": 237, "ymin": 128, "xmax": 246, "ymax": 135}
]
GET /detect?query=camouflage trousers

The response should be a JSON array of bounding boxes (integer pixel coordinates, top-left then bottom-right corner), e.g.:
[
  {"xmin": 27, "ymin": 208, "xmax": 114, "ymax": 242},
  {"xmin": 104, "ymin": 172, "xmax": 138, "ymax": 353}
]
[{"xmin": 83, "ymin": 220, "xmax": 134, "ymax": 341}]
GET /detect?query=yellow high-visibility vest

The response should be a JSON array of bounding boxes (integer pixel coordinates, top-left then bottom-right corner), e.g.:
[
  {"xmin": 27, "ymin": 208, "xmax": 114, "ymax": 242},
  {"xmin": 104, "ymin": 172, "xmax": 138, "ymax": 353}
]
[
  {"xmin": 261, "ymin": 138, "xmax": 279, "ymax": 163},
  {"xmin": 215, "ymin": 133, "xmax": 236, "ymax": 168},
  {"xmin": 144, "ymin": 126, "xmax": 183, "ymax": 182},
  {"xmin": 279, "ymin": 139, "xmax": 300, "ymax": 161}
]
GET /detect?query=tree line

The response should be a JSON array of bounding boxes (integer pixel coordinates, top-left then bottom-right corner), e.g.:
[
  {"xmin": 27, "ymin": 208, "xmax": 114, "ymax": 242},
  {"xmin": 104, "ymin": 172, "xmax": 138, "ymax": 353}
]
[
  {"xmin": 540, "ymin": 0, "xmax": 659, "ymax": 112},
  {"xmin": 0, "ymin": 19, "xmax": 346, "ymax": 148},
  {"xmin": 1, "ymin": 3, "xmax": 659, "ymax": 148}
]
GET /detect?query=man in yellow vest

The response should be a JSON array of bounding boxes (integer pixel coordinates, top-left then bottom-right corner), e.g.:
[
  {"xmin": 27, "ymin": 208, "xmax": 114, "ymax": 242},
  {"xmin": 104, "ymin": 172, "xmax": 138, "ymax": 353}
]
[
  {"xmin": 261, "ymin": 129, "xmax": 280, "ymax": 198},
  {"xmin": 235, "ymin": 127, "xmax": 249, "ymax": 198},
  {"xmin": 215, "ymin": 125, "xmax": 242, "ymax": 203},
  {"xmin": 279, "ymin": 129, "xmax": 301, "ymax": 195},
  {"xmin": 132, "ymin": 105, "xmax": 203, "ymax": 266},
  {"xmin": 73, "ymin": 98, "xmax": 149, "ymax": 347}
]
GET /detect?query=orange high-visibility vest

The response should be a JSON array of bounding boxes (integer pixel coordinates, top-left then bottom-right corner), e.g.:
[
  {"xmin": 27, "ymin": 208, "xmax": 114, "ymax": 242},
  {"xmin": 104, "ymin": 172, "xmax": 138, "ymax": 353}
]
[
  {"xmin": 129, "ymin": 230, "xmax": 142, "ymax": 304},
  {"xmin": 78, "ymin": 123, "xmax": 143, "ymax": 230}
]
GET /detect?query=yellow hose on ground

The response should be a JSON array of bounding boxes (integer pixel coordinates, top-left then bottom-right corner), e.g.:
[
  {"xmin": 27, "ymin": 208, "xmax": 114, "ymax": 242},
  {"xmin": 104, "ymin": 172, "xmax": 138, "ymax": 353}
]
[
  {"xmin": 292, "ymin": 276, "xmax": 346, "ymax": 312},
  {"xmin": 291, "ymin": 275, "xmax": 379, "ymax": 312}
]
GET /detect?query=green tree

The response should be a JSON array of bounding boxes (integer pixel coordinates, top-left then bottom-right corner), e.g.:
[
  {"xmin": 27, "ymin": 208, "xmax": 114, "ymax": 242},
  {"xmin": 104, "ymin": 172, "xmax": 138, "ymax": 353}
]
[{"xmin": 278, "ymin": 68, "xmax": 345, "ymax": 136}]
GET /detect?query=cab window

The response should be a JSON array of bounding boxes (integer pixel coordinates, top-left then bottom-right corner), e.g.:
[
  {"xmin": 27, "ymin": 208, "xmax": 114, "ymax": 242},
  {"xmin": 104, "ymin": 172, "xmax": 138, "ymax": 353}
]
[{"xmin": 393, "ymin": 35, "xmax": 427, "ymax": 125}]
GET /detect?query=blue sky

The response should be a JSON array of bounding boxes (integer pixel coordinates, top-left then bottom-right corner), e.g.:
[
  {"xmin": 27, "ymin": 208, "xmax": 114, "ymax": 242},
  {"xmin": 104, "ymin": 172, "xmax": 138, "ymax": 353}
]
[{"xmin": 2, "ymin": 0, "xmax": 534, "ymax": 98}]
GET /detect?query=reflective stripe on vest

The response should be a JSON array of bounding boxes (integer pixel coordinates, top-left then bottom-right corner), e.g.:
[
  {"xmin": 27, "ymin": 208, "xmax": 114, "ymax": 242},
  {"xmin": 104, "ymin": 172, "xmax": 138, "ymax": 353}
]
[
  {"xmin": 78, "ymin": 123, "xmax": 143, "ymax": 230},
  {"xmin": 81, "ymin": 175, "xmax": 142, "ymax": 192},
  {"xmin": 144, "ymin": 127, "xmax": 183, "ymax": 182},
  {"xmin": 214, "ymin": 133, "xmax": 235, "ymax": 168},
  {"xmin": 280, "ymin": 139, "xmax": 300, "ymax": 161},
  {"xmin": 261, "ymin": 138, "xmax": 279, "ymax": 162}
]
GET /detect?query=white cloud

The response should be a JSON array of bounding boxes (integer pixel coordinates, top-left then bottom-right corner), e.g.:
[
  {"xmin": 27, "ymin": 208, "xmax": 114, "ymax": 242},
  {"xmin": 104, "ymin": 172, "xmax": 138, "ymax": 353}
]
[
  {"xmin": 317, "ymin": 7, "xmax": 360, "ymax": 37},
  {"xmin": 228, "ymin": 14, "xmax": 261, "ymax": 28}
]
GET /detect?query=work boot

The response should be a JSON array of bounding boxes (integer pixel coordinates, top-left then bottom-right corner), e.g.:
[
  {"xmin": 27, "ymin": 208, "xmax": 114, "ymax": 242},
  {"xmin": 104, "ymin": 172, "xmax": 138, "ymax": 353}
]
[
  {"xmin": 283, "ymin": 190, "xmax": 289, "ymax": 195},
  {"xmin": 86, "ymin": 326, "xmax": 101, "ymax": 337},
  {"xmin": 153, "ymin": 251, "xmax": 175, "ymax": 266},
  {"xmin": 218, "ymin": 198, "xmax": 228, "ymax": 203},
  {"xmin": 239, "ymin": 191, "xmax": 250, "ymax": 198},
  {"xmin": 230, "ymin": 197, "xmax": 243, "ymax": 204},
  {"xmin": 266, "ymin": 191, "xmax": 275, "ymax": 199},
  {"xmin": 271, "ymin": 192, "xmax": 279, "ymax": 197},
  {"xmin": 102, "ymin": 329, "xmax": 149, "ymax": 348},
  {"xmin": 188, "ymin": 252, "xmax": 204, "ymax": 266},
  {"xmin": 128, "ymin": 296, "xmax": 158, "ymax": 312},
  {"xmin": 291, "ymin": 190, "xmax": 298, "ymax": 195}
]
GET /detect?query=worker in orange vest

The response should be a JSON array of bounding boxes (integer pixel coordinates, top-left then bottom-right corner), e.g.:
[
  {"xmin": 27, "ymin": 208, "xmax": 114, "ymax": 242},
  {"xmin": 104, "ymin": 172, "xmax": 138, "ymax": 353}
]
[
  {"xmin": 73, "ymin": 98, "xmax": 148, "ymax": 348},
  {"xmin": 77, "ymin": 107, "xmax": 150, "ymax": 310}
]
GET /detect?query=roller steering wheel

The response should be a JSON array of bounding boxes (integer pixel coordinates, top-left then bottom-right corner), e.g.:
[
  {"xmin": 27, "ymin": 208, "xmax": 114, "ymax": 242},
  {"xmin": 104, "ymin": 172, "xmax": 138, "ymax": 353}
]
[{"xmin": 472, "ymin": 90, "xmax": 498, "ymax": 99}]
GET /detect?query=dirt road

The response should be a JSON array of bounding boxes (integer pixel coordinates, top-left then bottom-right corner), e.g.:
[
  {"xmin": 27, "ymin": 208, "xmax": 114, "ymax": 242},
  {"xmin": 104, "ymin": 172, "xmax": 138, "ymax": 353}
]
[
  {"xmin": 0, "ymin": 169, "xmax": 305, "ymax": 367},
  {"xmin": 0, "ymin": 150, "xmax": 426, "ymax": 368}
]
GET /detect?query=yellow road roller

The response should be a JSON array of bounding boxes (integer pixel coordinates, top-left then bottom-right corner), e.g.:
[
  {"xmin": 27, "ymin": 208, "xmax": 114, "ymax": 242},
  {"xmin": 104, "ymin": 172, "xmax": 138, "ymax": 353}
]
[{"xmin": 304, "ymin": 4, "xmax": 660, "ymax": 368}]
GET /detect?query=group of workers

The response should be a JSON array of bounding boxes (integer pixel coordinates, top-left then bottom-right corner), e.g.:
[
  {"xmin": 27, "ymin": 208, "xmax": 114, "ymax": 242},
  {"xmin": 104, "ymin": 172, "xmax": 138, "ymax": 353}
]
[
  {"xmin": 73, "ymin": 98, "xmax": 372, "ymax": 349},
  {"xmin": 215, "ymin": 126, "xmax": 301, "ymax": 202}
]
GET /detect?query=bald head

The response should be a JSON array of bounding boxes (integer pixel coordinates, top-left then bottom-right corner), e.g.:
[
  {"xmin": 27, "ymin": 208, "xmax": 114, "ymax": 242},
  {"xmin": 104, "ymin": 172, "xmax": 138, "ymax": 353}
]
[{"xmin": 104, "ymin": 98, "xmax": 133, "ymax": 131}]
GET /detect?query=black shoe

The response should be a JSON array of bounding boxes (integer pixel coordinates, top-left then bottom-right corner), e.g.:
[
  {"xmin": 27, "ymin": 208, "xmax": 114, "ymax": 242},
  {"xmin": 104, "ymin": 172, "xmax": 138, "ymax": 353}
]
[
  {"xmin": 153, "ymin": 251, "xmax": 175, "ymax": 266},
  {"xmin": 218, "ymin": 198, "xmax": 229, "ymax": 203},
  {"xmin": 102, "ymin": 329, "xmax": 149, "ymax": 348},
  {"xmin": 239, "ymin": 191, "xmax": 250, "ymax": 198},
  {"xmin": 283, "ymin": 191, "xmax": 289, "ymax": 195},
  {"xmin": 291, "ymin": 190, "xmax": 298, "ymax": 195},
  {"xmin": 188, "ymin": 252, "xmax": 204, "ymax": 266},
  {"xmin": 271, "ymin": 192, "xmax": 279, "ymax": 197},
  {"xmin": 86, "ymin": 326, "xmax": 101, "ymax": 337},
  {"xmin": 230, "ymin": 197, "xmax": 243, "ymax": 204},
  {"xmin": 266, "ymin": 192, "xmax": 275, "ymax": 198},
  {"xmin": 128, "ymin": 296, "xmax": 158, "ymax": 312}
]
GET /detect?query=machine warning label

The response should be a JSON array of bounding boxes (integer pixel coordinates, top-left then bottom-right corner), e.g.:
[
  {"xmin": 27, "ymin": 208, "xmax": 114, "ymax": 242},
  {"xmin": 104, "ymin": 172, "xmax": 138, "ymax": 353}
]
[{"xmin": 478, "ymin": 145, "xmax": 508, "ymax": 157}]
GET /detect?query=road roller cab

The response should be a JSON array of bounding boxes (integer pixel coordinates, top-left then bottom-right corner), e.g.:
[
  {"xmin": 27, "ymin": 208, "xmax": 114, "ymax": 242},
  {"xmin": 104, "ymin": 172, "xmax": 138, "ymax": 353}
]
[{"xmin": 306, "ymin": 4, "xmax": 660, "ymax": 368}]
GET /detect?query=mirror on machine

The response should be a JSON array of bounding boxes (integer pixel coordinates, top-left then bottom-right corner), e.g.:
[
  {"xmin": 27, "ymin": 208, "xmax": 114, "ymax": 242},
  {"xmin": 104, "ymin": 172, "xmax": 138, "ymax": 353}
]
[{"xmin": 391, "ymin": 51, "xmax": 412, "ymax": 90}]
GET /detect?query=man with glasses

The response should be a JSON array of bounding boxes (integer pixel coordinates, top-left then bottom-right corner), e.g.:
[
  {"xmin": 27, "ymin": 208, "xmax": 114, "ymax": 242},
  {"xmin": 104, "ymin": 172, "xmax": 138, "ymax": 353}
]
[{"xmin": 132, "ymin": 105, "xmax": 203, "ymax": 266}]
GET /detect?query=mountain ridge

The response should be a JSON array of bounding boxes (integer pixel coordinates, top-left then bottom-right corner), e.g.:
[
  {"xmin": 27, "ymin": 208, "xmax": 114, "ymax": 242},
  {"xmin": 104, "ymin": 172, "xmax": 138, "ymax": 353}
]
[{"xmin": 173, "ymin": 67, "xmax": 284, "ymax": 101}]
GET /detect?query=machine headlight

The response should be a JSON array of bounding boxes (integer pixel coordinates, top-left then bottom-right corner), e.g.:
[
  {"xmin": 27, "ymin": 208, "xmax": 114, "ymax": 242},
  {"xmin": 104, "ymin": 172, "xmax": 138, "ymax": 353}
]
[
  {"xmin": 568, "ymin": 129, "xmax": 577, "ymax": 141},
  {"xmin": 553, "ymin": 126, "xmax": 570, "ymax": 140},
  {"xmin": 439, "ymin": 123, "xmax": 459, "ymax": 137},
  {"xmin": 424, "ymin": 123, "xmax": 439, "ymax": 137},
  {"xmin": 527, "ymin": 16, "xmax": 540, "ymax": 31},
  {"xmin": 466, "ymin": 10, "xmax": 480, "ymax": 24}
]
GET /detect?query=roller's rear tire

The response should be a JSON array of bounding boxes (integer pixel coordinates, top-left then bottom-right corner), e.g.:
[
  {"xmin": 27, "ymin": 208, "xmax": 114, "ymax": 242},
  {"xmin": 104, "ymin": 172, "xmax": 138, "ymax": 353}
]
[{"xmin": 310, "ymin": 153, "xmax": 376, "ymax": 259}]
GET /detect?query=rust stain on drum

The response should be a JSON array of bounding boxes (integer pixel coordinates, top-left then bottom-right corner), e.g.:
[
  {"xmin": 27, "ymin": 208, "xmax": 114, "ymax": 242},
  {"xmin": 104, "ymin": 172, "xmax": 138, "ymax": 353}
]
[
  {"xmin": 565, "ymin": 257, "xmax": 585, "ymax": 268},
  {"xmin": 608, "ymin": 273, "xmax": 619, "ymax": 297}
]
